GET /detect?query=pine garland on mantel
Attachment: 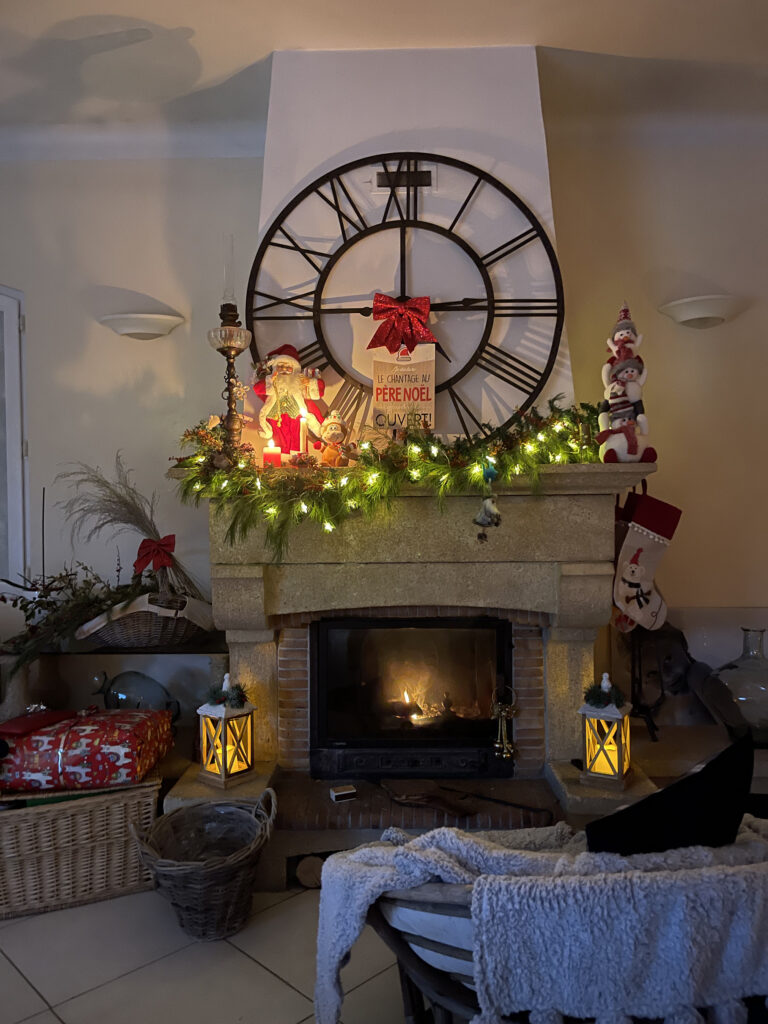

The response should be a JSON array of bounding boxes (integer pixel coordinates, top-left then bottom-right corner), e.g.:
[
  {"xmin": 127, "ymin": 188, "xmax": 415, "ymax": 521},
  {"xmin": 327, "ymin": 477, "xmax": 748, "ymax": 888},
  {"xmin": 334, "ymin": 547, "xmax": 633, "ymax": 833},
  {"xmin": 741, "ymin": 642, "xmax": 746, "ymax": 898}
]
[{"xmin": 173, "ymin": 399, "xmax": 600, "ymax": 560}]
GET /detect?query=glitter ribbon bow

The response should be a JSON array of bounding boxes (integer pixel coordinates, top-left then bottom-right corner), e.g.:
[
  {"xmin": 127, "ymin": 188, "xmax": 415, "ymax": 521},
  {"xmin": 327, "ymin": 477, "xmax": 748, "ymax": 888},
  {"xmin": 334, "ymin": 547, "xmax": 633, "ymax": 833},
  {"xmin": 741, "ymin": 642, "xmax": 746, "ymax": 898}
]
[
  {"xmin": 366, "ymin": 293, "xmax": 438, "ymax": 355},
  {"xmin": 133, "ymin": 535, "xmax": 176, "ymax": 575}
]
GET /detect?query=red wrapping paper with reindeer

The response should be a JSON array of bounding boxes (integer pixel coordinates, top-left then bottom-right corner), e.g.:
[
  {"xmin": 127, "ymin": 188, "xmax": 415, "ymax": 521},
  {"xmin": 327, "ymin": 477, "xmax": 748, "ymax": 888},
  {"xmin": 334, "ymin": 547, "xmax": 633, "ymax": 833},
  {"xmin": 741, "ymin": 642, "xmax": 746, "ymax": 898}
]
[{"xmin": 0, "ymin": 709, "xmax": 172, "ymax": 792}]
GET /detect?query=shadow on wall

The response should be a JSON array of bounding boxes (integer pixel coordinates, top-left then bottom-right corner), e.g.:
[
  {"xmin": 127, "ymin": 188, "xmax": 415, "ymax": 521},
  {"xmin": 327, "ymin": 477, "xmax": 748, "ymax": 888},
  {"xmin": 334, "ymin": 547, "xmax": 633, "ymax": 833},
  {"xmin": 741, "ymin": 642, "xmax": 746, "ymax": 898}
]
[{"xmin": 0, "ymin": 15, "xmax": 272, "ymax": 129}]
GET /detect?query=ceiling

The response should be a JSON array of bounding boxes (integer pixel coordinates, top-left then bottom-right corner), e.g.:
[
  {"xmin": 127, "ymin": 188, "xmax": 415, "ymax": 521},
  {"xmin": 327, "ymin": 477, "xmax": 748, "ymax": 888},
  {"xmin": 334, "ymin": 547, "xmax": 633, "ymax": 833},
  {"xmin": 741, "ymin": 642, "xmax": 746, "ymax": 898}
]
[{"xmin": 0, "ymin": 0, "xmax": 765, "ymax": 133}]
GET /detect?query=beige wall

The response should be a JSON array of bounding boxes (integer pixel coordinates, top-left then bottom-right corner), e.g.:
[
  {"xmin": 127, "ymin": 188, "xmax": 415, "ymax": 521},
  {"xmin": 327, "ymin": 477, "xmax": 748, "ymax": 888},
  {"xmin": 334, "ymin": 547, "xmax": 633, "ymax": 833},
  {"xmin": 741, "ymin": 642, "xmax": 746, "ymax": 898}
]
[
  {"xmin": 1, "ymin": 46, "xmax": 766, "ymax": 650},
  {"xmin": 0, "ymin": 156, "xmax": 263, "ymax": 617},
  {"xmin": 539, "ymin": 51, "xmax": 768, "ymax": 610}
]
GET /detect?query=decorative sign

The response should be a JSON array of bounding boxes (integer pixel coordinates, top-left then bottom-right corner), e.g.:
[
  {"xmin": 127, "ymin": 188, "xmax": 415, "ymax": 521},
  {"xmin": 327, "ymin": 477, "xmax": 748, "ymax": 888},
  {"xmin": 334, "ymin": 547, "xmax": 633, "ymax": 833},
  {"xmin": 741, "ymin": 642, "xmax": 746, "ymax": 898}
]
[{"xmin": 371, "ymin": 347, "xmax": 435, "ymax": 433}]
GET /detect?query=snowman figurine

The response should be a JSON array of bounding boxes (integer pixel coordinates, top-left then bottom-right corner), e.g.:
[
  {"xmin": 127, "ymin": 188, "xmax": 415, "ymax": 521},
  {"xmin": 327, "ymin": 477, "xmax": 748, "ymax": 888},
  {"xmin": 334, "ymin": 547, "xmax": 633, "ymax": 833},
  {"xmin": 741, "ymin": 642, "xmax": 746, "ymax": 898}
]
[
  {"xmin": 601, "ymin": 303, "xmax": 647, "ymax": 405},
  {"xmin": 597, "ymin": 404, "xmax": 657, "ymax": 463}
]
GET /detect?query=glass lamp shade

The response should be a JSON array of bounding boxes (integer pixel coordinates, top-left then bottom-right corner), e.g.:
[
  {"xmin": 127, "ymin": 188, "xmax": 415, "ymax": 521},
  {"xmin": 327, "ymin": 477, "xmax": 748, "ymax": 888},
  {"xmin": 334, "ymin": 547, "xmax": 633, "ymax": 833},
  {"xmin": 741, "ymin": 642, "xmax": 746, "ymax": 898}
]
[
  {"xmin": 579, "ymin": 703, "xmax": 631, "ymax": 787},
  {"xmin": 197, "ymin": 701, "xmax": 255, "ymax": 788},
  {"xmin": 207, "ymin": 326, "xmax": 252, "ymax": 355}
]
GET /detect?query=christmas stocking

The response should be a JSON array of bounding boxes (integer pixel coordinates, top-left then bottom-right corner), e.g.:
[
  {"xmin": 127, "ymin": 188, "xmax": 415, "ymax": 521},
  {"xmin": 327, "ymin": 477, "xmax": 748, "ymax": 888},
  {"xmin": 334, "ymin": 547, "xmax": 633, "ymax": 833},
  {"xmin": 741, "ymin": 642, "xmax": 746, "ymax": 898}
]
[{"xmin": 613, "ymin": 493, "xmax": 681, "ymax": 631}]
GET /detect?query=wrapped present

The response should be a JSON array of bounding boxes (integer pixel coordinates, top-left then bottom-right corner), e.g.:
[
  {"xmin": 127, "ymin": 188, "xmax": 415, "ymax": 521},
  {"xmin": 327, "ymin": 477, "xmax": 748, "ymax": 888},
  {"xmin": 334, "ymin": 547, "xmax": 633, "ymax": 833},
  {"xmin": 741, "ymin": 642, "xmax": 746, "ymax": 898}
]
[{"xmin": 0, "ymin": 709, "xmax": 172, "ymax": 792}]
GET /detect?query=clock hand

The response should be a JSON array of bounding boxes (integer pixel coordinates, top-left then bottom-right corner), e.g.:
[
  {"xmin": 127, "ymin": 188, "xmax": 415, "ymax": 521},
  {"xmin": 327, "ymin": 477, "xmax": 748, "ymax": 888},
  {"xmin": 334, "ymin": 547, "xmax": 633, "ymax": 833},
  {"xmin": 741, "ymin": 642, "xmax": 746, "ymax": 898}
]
[
  {"xmin": 398, "ymin": 222, "xmax": 407, "ymax": 302},
  {"xmin": 431, "ymin": 298, "xmax": 559, "ymax": 316}
]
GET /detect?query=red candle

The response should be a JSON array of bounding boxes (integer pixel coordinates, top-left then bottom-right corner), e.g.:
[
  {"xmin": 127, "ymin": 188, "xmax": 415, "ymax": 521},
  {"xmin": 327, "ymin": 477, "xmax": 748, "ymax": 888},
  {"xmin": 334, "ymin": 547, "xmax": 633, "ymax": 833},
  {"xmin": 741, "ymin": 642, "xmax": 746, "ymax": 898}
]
[{"xmin": 263, "ymin": 441, "xmax": 282, "ymax": 468}]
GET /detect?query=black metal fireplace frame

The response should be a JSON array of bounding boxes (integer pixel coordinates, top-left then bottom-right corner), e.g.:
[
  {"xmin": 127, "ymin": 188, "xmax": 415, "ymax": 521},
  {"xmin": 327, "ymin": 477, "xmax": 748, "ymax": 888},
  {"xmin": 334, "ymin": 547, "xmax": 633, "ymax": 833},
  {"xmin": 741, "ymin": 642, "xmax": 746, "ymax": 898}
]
[{"xmin": 309, "ymin": 616, "xmax": 515, "ymax": 779}]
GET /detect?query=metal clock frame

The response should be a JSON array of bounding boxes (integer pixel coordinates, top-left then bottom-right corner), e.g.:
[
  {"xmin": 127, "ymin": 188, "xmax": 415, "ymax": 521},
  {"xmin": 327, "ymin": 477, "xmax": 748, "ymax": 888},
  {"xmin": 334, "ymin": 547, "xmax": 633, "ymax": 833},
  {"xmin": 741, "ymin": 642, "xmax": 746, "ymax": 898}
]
[{"xmin": 246, "ymin": 151, "xmax": 565, "ymax": 431}]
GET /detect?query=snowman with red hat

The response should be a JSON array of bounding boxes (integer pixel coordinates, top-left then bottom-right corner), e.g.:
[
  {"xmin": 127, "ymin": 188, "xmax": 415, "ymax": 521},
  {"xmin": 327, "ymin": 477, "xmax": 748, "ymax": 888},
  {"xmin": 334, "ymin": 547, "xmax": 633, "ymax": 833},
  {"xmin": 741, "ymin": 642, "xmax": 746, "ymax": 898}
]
[
  {"xmin": 597, "ymin": 302, "xmax": 656, "ymax": 463},
  {"xmin": 252, "ymin": 344, "xmax": 325, "ymax": 452}
]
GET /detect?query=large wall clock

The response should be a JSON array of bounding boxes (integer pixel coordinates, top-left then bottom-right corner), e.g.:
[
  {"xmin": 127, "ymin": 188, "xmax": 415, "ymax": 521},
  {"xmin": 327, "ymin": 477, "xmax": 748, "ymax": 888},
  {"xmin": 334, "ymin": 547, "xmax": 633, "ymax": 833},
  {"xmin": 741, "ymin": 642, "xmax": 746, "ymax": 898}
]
[{"xmin": 245, "ymin": 152, "xmax": 565, "ymax": 437}]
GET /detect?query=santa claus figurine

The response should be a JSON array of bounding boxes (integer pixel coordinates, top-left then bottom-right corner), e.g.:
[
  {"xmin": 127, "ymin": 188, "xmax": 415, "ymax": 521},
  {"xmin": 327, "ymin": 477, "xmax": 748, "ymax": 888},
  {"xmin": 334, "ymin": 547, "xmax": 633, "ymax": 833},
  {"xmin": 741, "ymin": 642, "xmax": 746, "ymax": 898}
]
[{"xmin": 252, "ymin": 344, "xmax": 325, "ymax": 452}]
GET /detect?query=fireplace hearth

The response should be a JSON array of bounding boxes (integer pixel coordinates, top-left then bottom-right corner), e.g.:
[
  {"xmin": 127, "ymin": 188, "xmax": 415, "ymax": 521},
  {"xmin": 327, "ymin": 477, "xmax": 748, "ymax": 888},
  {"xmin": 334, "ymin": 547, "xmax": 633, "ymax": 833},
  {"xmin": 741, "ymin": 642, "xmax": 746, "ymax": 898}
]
[{"xmin": 310, "ymin": 616, "xmax": 515, "ymax": 778}]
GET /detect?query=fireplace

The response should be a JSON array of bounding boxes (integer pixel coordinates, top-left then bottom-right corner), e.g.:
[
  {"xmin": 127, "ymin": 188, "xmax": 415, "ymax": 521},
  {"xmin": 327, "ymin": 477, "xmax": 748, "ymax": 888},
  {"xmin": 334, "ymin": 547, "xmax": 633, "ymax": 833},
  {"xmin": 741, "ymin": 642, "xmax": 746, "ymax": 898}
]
[
  {"xmin": 310, "ymin": 616, "xmax": 515, "ymax": 778},
  {"xmin": 208, "ymin": 464, "xmax": 655, "ymax": 811}
]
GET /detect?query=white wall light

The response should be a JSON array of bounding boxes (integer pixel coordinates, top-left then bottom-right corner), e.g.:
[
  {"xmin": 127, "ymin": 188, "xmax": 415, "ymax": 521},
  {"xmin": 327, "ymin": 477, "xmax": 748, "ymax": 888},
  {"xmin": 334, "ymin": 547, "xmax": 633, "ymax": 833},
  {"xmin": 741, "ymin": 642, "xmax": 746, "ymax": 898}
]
[
  {"xmin": 657, "ymin": 295, "xmax": 743, "ymax": 330},
  {"xmin": 98, "ymin": 313, "xmax": 185, "ymax": 340}
]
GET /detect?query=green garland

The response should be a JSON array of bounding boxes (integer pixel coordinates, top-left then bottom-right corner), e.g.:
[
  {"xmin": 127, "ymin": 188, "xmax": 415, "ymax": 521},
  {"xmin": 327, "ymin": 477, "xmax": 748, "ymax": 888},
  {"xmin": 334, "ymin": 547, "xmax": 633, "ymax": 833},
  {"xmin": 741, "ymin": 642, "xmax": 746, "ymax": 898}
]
[{"xmin": 173, "ymin": 399, "xmax": 600, "ymax": 561}]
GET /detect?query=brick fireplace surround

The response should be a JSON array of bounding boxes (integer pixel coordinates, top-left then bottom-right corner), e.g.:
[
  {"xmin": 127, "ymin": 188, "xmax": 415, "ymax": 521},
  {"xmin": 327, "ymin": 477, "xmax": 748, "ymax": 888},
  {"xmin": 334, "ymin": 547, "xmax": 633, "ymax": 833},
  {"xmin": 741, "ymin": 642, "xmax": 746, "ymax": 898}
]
[{"xmin": 208, "ymin": 464, "xmax": 654, "ymax": 810}]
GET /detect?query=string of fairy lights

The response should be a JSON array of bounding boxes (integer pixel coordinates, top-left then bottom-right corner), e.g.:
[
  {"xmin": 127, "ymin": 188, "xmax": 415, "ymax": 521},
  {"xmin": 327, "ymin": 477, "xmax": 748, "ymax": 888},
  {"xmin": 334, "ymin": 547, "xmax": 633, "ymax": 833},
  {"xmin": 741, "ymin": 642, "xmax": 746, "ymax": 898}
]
[{"xmin": 174, "ymin": 400, "xmax": 600, "ymax": 560}]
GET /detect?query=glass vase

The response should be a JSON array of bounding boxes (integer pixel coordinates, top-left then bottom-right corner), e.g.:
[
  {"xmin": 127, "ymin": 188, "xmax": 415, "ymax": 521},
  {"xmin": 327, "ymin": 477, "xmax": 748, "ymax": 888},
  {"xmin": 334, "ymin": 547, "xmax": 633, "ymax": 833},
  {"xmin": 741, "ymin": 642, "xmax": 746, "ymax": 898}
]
[{"xmin": 718, "ymin": 627, "xmax": 768, "ymax": 737}]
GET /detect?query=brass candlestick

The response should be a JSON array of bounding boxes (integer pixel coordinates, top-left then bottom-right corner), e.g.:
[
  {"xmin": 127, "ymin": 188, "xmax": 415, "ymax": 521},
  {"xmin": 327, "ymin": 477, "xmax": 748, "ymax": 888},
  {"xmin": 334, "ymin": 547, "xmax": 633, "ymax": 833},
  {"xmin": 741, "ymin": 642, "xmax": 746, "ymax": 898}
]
[{"xmin": 207, "ymin": 302, "xmax": 251, "ymax": 458}]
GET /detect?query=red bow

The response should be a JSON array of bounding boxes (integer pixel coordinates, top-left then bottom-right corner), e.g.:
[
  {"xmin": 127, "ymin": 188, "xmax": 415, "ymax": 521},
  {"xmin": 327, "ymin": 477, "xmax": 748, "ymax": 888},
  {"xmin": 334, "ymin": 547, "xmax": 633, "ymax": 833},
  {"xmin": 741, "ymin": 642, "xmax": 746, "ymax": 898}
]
[
  {"xmin": 133, "ymin": 535, "xmax": 176, "ymax": 575},
  {"xmin": 366, "ymin": 294, "xmax": 438, "ymax": 355}
]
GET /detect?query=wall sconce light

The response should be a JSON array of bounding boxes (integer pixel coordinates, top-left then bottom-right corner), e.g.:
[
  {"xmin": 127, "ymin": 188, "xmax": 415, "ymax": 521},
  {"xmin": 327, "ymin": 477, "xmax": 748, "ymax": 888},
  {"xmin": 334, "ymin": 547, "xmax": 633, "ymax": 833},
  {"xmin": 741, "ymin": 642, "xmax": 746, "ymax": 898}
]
[
  {"xmin": 98, "ymin": 313, "xmax": 185, "ymax": 340},
  {"xmin": 657, "ymin": 295, "xmax": 742, "ymax": 329}
]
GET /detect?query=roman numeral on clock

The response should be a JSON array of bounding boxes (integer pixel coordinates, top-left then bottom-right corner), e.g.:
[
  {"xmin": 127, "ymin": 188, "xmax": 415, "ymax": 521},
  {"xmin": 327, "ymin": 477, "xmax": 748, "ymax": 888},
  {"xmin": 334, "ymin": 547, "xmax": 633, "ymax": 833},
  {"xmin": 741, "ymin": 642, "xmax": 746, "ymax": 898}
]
[
  {"xmin": 476, "ymin": 344, "xmax": 540, "ymax": 396},
  {"xmin": 379, "ymin": 157, "xmax": 426, "ymax": 223},
  {"xmin": 297, "ymin": 341, "xmax": 329, "ymax": 371},
  {"xmin": 252, "ymin": 288, "xmax": 315, "ymax": 321},
  {"xmin": 480, "ymin": 228, "xmax": 538, "ymax": 267},
  {"xmin": 446, "ymin": 387, "xmax": 491, "ymax": 439},
  {"xmin": 270, "ymin": 227, "xmax": 332, "ymax": 274},
  {"xmin": 332, "ymin": 379, "xmax": 370, "ymax": 427},
  {"xmin": 315, "ymin": 176, "xmax": 367, "ymax": 242}
]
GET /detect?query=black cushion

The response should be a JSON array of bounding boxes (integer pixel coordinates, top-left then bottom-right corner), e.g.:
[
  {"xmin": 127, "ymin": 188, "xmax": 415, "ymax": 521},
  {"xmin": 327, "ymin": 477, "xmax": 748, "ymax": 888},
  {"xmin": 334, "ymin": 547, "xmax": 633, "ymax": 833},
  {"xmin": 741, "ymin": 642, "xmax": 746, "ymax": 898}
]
[{"xmin": 586, "ymin": 734, "xmax": 754, "ymax": 855}]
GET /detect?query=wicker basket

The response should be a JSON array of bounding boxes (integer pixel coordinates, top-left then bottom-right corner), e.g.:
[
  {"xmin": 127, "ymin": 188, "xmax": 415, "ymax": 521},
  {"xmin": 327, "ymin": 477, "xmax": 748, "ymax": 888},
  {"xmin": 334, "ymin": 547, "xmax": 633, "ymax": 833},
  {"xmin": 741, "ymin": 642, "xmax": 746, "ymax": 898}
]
[
  {"xmin": 85, "ymin": 610, "xmax": 204, "ymax": 649},
  {"xmin": 132, "ymin": 789, "xmax": 277, "ymax": 941},
  {"xmin": 0, "ymin": 775, "xmax": 161, "ymax": 919},
  {"xmin": 75, "ymin": 594, "xmax": 212, "ymax": 649}
]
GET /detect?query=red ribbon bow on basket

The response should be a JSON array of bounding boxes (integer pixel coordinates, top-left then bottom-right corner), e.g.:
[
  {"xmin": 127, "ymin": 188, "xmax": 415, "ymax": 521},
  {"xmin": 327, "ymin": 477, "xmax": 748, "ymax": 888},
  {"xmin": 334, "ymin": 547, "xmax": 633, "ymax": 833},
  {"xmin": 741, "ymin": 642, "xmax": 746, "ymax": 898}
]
[
  {"xmin": 366, "ymin": 293, "xmax": 438, "ymax": 355},
  {"xmin": 133, "ymin": 535, "xmax": 176, "ymax": 575}
]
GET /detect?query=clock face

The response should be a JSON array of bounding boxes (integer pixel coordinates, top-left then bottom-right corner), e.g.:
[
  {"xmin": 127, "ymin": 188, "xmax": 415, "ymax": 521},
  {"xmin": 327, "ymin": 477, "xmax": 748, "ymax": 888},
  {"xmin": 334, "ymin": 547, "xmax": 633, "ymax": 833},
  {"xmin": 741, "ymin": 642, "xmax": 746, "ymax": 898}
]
[{"xmin": 246, "ymin": 152, "xmax": 564, "ymax": 436}]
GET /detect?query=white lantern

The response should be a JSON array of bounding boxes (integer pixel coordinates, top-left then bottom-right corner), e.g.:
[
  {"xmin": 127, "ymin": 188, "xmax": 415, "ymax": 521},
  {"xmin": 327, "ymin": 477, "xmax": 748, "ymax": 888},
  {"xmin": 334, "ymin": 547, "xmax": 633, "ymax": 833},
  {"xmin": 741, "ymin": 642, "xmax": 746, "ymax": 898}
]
[
  {"xmin": 579, "ymin": 701, "xmax": 631, "ymax": 787},
  {"xmin": 197, "ymin": 675, "xmax": 256, "ymax": 789}
]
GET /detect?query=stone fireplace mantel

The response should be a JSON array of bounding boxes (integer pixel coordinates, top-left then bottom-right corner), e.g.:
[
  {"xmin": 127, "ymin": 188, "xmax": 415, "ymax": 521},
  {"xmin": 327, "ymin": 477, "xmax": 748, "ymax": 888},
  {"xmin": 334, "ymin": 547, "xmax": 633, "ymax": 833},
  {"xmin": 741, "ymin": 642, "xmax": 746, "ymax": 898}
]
[{"xmin": 208, "ymin": 463, "xmax": 655, "ymax": 793}]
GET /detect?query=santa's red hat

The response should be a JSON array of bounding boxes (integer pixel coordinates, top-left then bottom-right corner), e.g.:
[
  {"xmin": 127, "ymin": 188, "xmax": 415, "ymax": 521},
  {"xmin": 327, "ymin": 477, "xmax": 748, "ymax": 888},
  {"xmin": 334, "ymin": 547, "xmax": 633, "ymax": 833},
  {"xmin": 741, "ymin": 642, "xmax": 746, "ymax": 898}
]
[
  {"xmin": 630, "ymin": 548, "xmax": 643, "ymax": 565},
  {"xmin": 266, "ymin": 344, "xmax": 301, "ymax": 370}
]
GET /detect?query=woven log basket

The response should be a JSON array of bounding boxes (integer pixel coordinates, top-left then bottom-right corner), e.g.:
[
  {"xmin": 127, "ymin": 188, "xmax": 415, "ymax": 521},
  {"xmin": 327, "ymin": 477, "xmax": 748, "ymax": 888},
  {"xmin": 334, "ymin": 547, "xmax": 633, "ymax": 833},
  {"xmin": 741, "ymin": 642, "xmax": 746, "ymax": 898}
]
[{"xmin": 131, "ymin": 789, "xmax": 277, "ymax": 940}]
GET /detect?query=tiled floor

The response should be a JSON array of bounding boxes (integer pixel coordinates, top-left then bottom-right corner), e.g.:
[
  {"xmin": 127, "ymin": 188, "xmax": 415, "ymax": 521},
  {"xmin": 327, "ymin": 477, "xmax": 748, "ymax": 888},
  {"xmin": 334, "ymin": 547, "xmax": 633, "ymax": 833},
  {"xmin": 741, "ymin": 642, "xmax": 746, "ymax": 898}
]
[{"xmin": 0, "ymin": 889, "xmax": 404, "ymax": 1024}]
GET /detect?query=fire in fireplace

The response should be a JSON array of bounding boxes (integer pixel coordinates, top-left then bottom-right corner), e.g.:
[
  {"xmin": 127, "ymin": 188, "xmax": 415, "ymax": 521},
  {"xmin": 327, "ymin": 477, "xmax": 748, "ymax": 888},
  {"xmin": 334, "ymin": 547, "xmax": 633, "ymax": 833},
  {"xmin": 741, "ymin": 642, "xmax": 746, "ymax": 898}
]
[{"xmin": 310, "ymin": 617, "xmax": 515, "ymax": 777}]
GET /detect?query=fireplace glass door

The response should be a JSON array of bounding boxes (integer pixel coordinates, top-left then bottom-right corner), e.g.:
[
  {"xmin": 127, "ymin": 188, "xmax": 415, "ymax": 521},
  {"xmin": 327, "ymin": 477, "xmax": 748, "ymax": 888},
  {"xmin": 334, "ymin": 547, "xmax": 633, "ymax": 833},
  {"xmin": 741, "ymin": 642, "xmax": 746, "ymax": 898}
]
[{"xmin": 311, "ymin": 617, "xmax": 514, "ymax": 776}]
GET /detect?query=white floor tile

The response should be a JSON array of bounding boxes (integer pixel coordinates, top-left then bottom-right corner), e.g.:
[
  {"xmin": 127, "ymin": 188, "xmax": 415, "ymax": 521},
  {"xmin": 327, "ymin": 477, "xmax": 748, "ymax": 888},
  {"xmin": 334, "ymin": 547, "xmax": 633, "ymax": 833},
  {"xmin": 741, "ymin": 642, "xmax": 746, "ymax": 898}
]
[
  {"xmin": 15, "ymin": 1013, "xmax": 60, "ymax": 1024},
  {"xmin": 341, "ymin": 965, "xmax": 406, "ymax": 1024},
  {"xmin": 230, "ymin": 889, "xmax": 395, "ymax": 999},
  {"xmin": 250, "ymin": 889, "xmax": 300, "ymax": 916},
  {"xmin": 0, "ymin": 949, "xmax": 47, "ymax": 1023},
  {"xmin": 54, "ymin": 941, "xmax": 312, "ymax": 1024},
  {"xmin": 0, "ymin": 891, "xmax": 190, "ymax": 1006}
]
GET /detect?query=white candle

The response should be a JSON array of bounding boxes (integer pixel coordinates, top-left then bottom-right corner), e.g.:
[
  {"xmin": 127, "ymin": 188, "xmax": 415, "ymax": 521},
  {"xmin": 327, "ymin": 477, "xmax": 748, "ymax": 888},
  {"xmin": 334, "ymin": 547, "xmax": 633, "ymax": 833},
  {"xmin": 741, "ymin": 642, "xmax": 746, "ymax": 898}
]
[{"xmin": 300, "ymin": 415, "xmax": 308, "ymax": 453}]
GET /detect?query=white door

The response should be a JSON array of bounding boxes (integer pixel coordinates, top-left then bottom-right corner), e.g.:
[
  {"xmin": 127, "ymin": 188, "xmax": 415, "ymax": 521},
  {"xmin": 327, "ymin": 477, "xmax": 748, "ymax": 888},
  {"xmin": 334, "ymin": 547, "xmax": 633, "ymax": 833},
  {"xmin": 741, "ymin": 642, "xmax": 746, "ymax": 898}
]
[{"xmin": 0, "ymin": 288, "xmax": 28, "ymax": 584}]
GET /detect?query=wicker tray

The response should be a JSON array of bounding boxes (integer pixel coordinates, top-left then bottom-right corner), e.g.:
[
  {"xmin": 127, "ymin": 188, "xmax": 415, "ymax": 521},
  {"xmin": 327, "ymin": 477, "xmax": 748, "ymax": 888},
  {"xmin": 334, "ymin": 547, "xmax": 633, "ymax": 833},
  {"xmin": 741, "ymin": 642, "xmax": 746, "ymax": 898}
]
[
  {"xmin": 75, "ymin": 594, "xmax": 214, "ymax": 650},
  {"xmin": 133, "ymin": 790, "xmax": 277, "ymax": 940},
  {"xmin": 0, "ymin": 775, "xmax": 161, "ymax": 919}
]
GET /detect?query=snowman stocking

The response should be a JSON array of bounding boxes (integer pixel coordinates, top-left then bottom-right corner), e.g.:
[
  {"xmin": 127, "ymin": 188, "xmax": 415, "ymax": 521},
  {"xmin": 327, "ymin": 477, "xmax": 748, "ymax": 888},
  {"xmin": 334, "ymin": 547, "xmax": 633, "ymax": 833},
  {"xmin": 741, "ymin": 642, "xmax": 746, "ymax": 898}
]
[{"xmin": 613, "ymin": 493, "xmax": 681, "ymax": 631}]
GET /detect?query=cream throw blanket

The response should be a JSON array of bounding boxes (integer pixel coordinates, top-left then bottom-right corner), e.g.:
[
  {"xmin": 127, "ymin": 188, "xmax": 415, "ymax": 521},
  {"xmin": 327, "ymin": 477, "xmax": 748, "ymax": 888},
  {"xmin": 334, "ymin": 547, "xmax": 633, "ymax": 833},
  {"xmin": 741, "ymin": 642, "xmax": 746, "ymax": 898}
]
[{"xmin": 315, "ymin": 817, "xmax": 768, "ymax": 1024}]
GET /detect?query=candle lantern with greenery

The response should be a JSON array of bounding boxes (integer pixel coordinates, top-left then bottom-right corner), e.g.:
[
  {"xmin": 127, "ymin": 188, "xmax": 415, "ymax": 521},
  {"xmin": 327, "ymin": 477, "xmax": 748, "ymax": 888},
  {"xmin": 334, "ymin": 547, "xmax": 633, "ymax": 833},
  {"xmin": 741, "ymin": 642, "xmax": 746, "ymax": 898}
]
[
  {"xmin": 579, "ymin": 673, "xmax": 631, "ymax": 787},
  {"xmin": 197, "ymin": 674, "xmax": 256, "ymax": 788}
]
